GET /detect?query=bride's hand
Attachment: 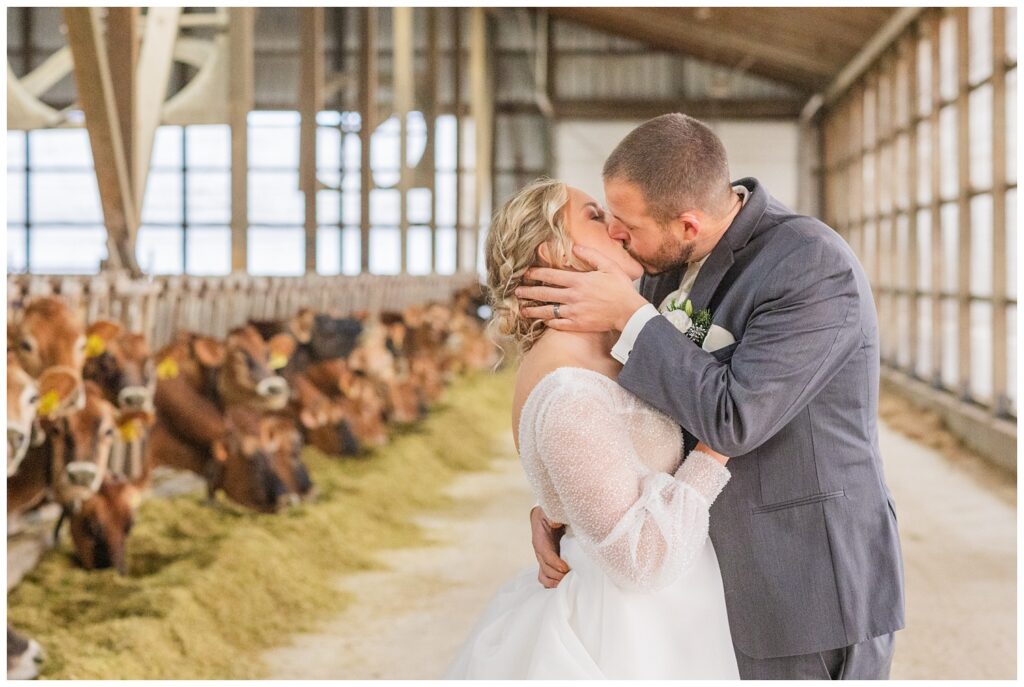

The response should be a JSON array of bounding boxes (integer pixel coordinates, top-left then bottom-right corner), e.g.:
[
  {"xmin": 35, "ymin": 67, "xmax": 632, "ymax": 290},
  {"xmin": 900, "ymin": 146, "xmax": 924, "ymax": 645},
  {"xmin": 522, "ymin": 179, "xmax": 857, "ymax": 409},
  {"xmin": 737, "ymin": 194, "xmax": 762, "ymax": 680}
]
[
  {"xmin": 695, "ymin": 441, "xmax": 729, "ymax": 466},
  {"xmin": 530, "ymin": 506, "xmax": 570, "ymax": 588}
]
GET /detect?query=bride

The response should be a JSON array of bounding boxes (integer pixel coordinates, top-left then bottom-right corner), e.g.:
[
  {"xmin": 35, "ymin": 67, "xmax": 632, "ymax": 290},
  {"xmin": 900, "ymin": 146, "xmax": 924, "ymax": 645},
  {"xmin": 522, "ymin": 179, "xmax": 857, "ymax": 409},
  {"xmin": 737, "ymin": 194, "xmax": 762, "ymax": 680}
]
[{"xmin": 445, "ymin": 179, "xmax": 739, "ymax": 679}]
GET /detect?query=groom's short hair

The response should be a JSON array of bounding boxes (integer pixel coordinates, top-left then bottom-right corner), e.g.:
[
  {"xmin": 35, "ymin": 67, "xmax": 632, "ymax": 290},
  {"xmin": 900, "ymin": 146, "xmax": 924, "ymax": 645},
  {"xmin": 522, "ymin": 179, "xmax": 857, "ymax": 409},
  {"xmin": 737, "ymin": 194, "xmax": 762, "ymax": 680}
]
[{"xmin": 603, "ymin": 113, "xmax": 732, "ymax": 223}]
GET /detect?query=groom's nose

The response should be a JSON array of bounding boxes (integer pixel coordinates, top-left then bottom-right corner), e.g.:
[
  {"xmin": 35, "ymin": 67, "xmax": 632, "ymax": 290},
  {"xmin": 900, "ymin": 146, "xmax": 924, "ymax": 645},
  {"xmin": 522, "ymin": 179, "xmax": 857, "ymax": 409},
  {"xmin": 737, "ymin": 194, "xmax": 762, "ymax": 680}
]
[{"xmin": 607, "ymin": 217, "xmax": 630, "ymax": 243}]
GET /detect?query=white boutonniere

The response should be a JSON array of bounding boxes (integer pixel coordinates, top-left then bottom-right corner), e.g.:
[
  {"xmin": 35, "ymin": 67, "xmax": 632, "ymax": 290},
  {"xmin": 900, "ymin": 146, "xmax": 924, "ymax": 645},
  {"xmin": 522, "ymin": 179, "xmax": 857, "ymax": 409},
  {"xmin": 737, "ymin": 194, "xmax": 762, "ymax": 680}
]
[{"xmin": 661, "ymin": 298, "xmax": 736, "ymax": 353}]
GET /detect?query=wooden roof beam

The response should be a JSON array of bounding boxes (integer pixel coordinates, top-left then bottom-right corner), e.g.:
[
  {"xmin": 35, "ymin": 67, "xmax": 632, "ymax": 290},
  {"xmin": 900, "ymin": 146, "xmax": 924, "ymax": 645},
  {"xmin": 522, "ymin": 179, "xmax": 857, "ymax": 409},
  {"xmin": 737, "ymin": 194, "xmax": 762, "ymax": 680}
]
[
  {"xmin": 63, "ymin": 7, "xmax": 140, "ymax": 275},
  {"xmin": 548, "ymin": 8, "xmax": 829, "ymax": 91}
]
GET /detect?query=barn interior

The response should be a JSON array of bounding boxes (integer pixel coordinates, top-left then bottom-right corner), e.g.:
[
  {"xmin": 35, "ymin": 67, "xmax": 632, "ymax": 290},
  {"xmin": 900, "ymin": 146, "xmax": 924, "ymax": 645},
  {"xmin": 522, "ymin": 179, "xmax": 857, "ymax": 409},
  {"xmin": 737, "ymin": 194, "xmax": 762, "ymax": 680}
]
[{"xmin": 5, "ymin": 7, "xmax": 1017, "ymax": 680}]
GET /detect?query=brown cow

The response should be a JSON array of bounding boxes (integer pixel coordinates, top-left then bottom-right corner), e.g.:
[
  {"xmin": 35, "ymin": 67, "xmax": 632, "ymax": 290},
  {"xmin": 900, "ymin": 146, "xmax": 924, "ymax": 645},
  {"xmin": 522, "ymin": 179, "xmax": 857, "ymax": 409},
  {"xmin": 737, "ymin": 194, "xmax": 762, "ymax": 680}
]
[
  {"xmin": 218, "ymin": 326, "xmax": 292, "ymax": 411},
  {"xmin": 289, "ymin": 373, "xmax": 361, "ymax": 456},
  {"xmin": 47, "ymin": 381, "xmax": 117, "ymax": 514},
  {"xmin": 257, "ymin": 325, "xmax": 363, "ymax": 456},
  {"xmin": 7, "ymin": 381, "xmax": 115, "ymax": 519},
  {"xmin": 150, "ymin": 332, "xmax": 233, "ymax": 492},
  {"xmin": 82, "ymin": 320, "xmax": 157, "ymax": 488},
  {"xmin": 446, "ymin": 310, "xmax": 499, "ymax": 373},
  {"xmin": 260, "ymin": 411, "xmax": 315, "ymax": 503},
  {"xmin": 8, "ymin": 296, "xmax": 87, "ymax": 417},
  {"xmin": 348, "ymin": 321, "xmax": 423, "ymax": 424},
  {"xmin": 82, "ymin": 320, "xmax": 156, "ymax": 417},
  {"xmin": 6, "ymin": 445, "xmax": 50, "ymax": 517},
  {"xmin": 212, "ymin": 406, "xmax": 312, "ymax": 512},
  {"xmin": 335, "ymin": 372, "xmax": 389, "ymax": 448},
  {"xmin": 305, "ymin": 358, "xmax": 388, "ymax": 447},
  {"xmin": 7, "ymin": 354, "xmax": 50, "ymax": 674},
  {"xmin": 62, "ymin": 476, "xmax": 141, "ymax": 574},
  {"xmin": 151, "ymin": 332, "xmax": 312, "ymax": 510},
  {"xmin": 7, "ymin": 352, "xmax": 39, "ymax": 477}
]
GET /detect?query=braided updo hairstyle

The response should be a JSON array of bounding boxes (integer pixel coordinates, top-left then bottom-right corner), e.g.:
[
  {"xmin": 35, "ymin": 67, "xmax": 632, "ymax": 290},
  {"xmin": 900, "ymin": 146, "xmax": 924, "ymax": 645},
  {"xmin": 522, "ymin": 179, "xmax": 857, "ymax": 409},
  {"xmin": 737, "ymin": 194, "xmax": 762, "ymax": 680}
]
[{"xmin": 485, "ymin": 177, "xmax": 584, "ymax": 354}]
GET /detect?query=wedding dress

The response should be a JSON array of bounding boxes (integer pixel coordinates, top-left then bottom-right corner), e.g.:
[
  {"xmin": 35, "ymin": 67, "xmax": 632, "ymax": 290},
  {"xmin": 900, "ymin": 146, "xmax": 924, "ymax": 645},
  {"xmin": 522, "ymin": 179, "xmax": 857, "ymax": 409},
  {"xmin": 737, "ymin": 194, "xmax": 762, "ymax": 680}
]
[{"xmin": 445, "ymin": 367, "xmax": 739, "ymax": 679}]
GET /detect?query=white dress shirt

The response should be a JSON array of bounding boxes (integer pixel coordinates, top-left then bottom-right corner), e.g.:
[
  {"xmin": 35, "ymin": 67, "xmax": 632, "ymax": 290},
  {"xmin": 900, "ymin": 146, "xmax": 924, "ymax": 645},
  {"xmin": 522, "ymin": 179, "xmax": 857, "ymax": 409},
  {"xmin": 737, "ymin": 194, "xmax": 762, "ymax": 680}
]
[{"xmin": 610, "ymin": 185, "xmax": 749, "ymax": 365}]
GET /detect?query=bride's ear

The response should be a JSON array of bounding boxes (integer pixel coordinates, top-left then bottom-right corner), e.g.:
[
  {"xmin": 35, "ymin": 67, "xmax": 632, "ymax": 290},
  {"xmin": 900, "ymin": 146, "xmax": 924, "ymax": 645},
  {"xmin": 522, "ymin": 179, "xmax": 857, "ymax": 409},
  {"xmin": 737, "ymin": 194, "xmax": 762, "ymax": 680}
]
[{"xmin": 535, "ymin": 242, "xmax": 554, "ymax": 267}]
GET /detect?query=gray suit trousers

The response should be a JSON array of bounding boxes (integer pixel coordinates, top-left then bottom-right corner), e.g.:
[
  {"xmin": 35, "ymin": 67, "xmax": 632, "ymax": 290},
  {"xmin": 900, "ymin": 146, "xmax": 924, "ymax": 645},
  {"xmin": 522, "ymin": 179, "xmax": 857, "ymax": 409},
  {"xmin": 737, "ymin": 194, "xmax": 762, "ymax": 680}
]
[{"xmin": 734, "ymin": 633, "xmax": 896, "ymax": 680}]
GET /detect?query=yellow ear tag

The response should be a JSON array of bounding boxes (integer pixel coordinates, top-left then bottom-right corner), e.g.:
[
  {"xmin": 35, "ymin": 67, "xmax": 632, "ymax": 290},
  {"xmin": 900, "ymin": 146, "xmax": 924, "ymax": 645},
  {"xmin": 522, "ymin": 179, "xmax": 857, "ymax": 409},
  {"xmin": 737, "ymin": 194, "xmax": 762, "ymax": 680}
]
[
  {"xmin": 156, "ymin": 357, "xmax": 180, "ymax": 380},
  {"xmin": 118, "ymin": 420, "xmax": 139, "ymax": 443},
  {"xmin": 38, "ymin": 390, "xmax": 60, "ymax": 417},
  {"xmin": 85, "ymin": 334, "xmax": 107, "ymax": 358},
  {"xmin": 269, "ymin": 352, "xmax": 289, "ymax": 370}
]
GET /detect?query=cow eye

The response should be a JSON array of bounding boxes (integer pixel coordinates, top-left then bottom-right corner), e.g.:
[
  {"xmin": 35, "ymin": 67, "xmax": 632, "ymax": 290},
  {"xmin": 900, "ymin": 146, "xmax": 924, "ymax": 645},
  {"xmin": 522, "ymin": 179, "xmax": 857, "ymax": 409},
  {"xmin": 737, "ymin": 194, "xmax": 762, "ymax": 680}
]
[
  {"xmin": 19, "ymin": 339, "xmax": 33, "ymax": 352},
  {"xmin": 27, "ymin": 393, "xmax": 39, "ymax": 406},
  {"xmin": 104, "ymin": 426, "xmax": 115, "ymax": 439},
  {"xmin": 244, "ymin": 353, "xmax": 261, "ymax": 374}
]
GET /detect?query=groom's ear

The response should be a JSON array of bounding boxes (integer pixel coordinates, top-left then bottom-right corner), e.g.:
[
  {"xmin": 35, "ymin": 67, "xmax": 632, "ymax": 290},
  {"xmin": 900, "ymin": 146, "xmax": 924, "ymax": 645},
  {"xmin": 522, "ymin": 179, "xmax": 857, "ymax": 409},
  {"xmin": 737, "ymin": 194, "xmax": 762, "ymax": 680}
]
[{"xmin": 678, "ymin": 212, "xmax": 702, "ymax": 240}]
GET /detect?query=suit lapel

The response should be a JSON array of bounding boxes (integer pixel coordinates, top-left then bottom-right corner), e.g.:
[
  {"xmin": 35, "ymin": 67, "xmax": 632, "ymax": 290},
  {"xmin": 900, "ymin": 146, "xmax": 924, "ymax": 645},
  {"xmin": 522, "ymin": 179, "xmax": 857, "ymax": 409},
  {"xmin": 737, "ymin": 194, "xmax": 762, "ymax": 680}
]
[
  {"xmin": 686, "ymin": 243, "xmax": 735, "ymax": 314},
  {"xmin": 687, "ymin": 177, "xmax": 767, "ymax": 313}
]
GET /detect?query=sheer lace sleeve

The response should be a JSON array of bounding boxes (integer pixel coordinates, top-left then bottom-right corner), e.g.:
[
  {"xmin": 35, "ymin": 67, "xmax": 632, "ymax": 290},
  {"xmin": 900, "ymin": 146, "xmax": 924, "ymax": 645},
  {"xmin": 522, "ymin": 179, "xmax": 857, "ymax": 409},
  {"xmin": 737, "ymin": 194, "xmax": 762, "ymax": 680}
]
[{"xmin": 531, "ymin": 375, "xmax": 730, "ymax": 591}]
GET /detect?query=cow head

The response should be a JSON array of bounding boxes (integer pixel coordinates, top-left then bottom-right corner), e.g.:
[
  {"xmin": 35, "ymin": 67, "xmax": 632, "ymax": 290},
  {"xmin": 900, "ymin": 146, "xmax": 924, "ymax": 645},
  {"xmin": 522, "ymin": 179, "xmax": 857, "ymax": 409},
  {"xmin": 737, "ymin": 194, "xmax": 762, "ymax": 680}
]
[
  {"xmin": 9, "ymin": 297, "xmax": 89, "ymax": 417},
  {"xmin": 381, "ymin": 376, "xmax": 424, "ymax": 424},
  {"xmin": 218, "ymin": 326, "xmax": 291, "ymax": 411},
  {"xmin": 308, "ymin": 313, "xmax": 363, "ymax": 362},
  {"xmin": 289, "ymin": 308, "xmax": 316, "ymax": 344},
  {"xmin": 7, "ymin": 352, "xmax": 39, "ymax": 477},
  {"xmin": 348, "ymin": 324, "xmax": 396, "ymax": 382},
  {"xmin": 291, "ymin": 374, "xmax": 361, "ymax": 456},
  {"xmin": 9, "ymin": 297, "xmax": 87, "ymax": 378},
  {"xmin": 67, "ymin": 477, "xmax": 141, "ymax": 575},
  {"xmin": 47, "ymin": 381, "xmax": 117, "ymax": 513},
  {"xmin": 82, "ymin": 320, "xmax": 156, "ymax": 422},
  {"xmin": 260, "ymin": 412, "xmax": 315, "ymax": 503},
  {"xmin": 336, "ymin": 373, "xmax": 388, "ymax": 448},
  {"xmin": 216, "ymin": 406, "xmax": 311, "ymax": 512}
]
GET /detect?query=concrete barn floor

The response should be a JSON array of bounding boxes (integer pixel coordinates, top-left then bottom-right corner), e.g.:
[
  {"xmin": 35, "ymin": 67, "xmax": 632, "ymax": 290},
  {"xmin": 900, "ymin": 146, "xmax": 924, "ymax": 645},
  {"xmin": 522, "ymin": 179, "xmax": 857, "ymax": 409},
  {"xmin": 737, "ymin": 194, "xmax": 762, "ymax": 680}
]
[{"xmin": 262, "ymin": 421, "xmax": 1016, "ymax": 680}]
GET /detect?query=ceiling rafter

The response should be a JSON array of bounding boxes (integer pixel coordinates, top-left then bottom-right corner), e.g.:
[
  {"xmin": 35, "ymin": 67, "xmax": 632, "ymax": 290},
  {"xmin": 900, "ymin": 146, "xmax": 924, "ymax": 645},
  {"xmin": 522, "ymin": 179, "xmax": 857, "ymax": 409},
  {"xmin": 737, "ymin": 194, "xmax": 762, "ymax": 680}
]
[{"xmin": 548, "ymin": 7, "xmax": 897, "ymax": 93}]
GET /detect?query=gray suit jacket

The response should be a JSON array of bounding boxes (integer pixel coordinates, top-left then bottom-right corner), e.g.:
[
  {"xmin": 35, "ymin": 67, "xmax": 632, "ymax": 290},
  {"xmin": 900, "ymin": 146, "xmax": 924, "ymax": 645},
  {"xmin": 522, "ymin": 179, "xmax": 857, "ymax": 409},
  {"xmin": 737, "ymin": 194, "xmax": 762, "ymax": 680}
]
[{"xmin": 619, "ymin": 178, "xmax": 905, "ymax": 660}]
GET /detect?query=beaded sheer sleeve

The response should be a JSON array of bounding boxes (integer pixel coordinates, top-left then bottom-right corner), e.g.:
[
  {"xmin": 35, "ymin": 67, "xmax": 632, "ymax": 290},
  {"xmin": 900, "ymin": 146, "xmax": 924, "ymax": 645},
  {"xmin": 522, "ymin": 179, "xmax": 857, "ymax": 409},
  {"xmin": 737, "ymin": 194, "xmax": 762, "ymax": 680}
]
[{"xmin": 518, "ymin": 367, "xmax": 731, "ymax": 592}]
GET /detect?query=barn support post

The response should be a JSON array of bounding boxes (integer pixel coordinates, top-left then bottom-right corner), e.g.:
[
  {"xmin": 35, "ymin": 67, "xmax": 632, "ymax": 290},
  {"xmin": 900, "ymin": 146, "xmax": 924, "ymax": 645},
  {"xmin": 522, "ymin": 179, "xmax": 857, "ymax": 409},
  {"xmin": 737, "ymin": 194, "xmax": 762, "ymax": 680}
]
[{"xmin": 299, "ymin": 7, "xmax": 325, "ymax": 274}]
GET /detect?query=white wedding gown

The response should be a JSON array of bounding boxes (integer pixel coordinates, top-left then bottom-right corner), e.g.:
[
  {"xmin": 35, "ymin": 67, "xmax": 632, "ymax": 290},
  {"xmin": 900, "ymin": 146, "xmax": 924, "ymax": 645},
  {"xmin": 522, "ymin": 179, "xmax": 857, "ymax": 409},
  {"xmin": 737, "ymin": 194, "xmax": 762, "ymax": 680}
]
[{"xmin": 445, "ymin": 367, "xmax": 740, "ymax": 679}]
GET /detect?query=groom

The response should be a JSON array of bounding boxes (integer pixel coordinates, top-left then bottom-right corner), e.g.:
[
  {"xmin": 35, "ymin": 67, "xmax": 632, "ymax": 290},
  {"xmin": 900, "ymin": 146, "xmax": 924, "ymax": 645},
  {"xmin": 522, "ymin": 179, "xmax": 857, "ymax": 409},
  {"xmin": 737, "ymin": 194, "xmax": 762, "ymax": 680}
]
[{"xmin": 516, "ymin": 113, "xmax": 905, "ymax": 679}]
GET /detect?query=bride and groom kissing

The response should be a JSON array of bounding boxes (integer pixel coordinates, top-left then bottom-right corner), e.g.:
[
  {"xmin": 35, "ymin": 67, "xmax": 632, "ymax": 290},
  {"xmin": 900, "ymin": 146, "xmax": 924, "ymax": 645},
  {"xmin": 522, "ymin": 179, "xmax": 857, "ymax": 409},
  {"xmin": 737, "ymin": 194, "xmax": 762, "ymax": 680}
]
[{"xmin": 445, "ymin": 113, "xmax": 905, "ymax": 679}]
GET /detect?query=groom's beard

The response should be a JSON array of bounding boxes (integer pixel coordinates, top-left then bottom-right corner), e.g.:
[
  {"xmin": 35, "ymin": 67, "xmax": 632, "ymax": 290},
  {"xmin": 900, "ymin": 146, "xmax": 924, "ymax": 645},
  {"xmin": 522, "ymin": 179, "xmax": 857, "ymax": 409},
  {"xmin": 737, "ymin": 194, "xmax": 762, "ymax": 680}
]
[{"xmin": 629, "ymin": 234, "xmax": 695, "ymax": 276}]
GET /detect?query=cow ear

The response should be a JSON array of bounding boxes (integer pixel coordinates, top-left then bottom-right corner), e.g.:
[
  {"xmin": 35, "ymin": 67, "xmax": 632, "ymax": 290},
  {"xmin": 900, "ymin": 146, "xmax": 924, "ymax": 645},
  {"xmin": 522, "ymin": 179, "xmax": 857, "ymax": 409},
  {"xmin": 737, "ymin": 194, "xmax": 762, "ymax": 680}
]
[
  {"xmin": 290, "ymin": 310, "xmax": 315, "ymax": 344},
  {"xmin": 86, "ymin": 320, "xmax": 122, "ymax": 342},
  {"xmin": 267, "ymin": 333, "xmax": 297, "ymax": 367},
  {"xmin": 298, "ymin": 408, "xmax": 319, "ymax": 429},
  {"xmin": 241, "ymin": 434, "xmax": 262, "ymax": 455},
  {"xmin": 193, "ymin": 337, "xmax": 226, "ymax": 367},
  {"xmin": 211, "ymin": 439, "xmax": 229, "ymax": 463}
]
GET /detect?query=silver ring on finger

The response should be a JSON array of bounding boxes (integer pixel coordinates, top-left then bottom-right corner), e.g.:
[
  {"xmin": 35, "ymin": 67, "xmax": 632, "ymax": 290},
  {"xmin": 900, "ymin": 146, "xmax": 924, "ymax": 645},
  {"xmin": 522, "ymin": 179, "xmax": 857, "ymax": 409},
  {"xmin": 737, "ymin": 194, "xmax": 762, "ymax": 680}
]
[{"xmin": 552, "ymin": 303, "xmax": 561, "ymax": 319}]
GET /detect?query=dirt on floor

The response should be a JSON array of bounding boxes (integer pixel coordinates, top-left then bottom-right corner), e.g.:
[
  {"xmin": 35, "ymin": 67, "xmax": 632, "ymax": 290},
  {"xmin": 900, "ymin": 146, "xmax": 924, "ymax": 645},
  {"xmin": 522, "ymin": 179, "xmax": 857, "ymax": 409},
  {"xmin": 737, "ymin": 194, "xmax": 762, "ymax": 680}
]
[{"xmin": 261, "ymin": 434, "xmax": 536, "ymax": 679}]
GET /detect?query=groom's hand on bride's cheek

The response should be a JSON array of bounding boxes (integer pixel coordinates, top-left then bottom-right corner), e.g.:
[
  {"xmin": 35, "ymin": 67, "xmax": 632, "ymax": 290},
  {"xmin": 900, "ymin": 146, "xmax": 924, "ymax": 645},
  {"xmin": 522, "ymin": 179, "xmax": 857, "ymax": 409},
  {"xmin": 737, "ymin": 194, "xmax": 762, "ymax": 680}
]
[
  {"xmin": 517, "ymin": 246, "xmax": 647, "ymax": 333},
  {"xmin": 531, "ymin": 506, "xmax": 570, "ymax": 588}
]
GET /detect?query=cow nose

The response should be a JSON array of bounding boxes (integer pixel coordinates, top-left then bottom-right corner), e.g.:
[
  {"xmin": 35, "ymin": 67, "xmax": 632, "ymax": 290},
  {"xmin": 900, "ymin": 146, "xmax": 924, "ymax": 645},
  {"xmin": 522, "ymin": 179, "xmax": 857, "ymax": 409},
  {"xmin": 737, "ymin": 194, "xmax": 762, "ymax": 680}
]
[
  {"xmin": 256, "ymin": 375, "xmax": 289, "ymax": 400},
  {"xmin": 118, "ymin": 386, "xmax": 152, "ymax": 410},
  {"xmin": 337, "ymin": 421, "xmax": 361, "ymax": 456},
  {"xmin": 65, "ymin": 461, "xmax": 100, "ymax": 489}
]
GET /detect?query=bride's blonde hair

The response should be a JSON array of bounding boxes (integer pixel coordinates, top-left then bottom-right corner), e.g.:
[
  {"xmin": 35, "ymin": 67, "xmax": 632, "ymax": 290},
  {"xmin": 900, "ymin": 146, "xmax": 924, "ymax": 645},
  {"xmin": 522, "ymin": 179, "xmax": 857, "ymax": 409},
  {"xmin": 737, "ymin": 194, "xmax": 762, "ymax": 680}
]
[{"xmin": 485, "ymin": 177, "xmax": 584, "ymax": 354}]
